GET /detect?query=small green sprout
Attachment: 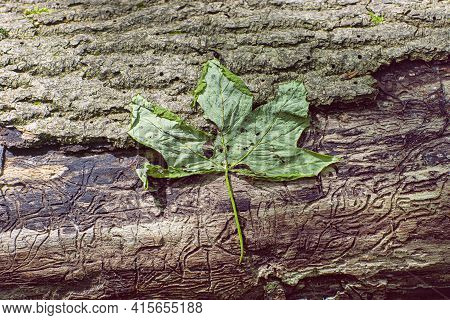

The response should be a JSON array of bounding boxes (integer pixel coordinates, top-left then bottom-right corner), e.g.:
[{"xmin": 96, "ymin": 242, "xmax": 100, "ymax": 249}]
[
  {"xmin": 0, "ymin": 27, "xmax": 9, "ymax": 38},
  {"xmin": 368, "ymin": 10, "xmax": 384, "ymax": 25},
  {"xmin": 24, "ymin": 6, "xmax": 51, "ymax": 16}
]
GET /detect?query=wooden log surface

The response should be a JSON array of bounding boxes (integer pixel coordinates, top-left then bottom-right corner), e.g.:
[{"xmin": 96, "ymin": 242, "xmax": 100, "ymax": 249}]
[{"xmin": 0, "ymin": 0, "xmax": 449, "ymax": 299}]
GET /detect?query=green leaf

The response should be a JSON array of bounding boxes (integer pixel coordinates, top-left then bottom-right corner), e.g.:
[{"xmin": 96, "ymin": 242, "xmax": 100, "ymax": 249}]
[
  {"xmin": 128, "ymin": 59, "xmax": 338, "ymax": 263},
  {"xmin": 195, "ymin": 59, "xmax": 253, "ymax": 133},
  {"xmin": 136, "ymin": 162, "xmax": 218, "ymax": 190},
  {"xmin": 128, "ymin": 95, "xmax": 222, "ymax": 185},
  {"xmin": 231, "ymin": 148, "xmax": 337, "ymax": 181},
  {"xmin": 223, "ymin": 81, "xmax": 338, "ymax": 179}
]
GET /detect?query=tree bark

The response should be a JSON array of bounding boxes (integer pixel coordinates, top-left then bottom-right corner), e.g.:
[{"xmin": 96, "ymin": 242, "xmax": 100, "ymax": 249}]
[{"xmin": 0, "ymin": 0, "xmax": 449, "ymax": 299}]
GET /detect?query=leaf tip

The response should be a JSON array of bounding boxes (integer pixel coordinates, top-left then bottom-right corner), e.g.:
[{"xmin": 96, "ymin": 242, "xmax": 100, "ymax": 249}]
[
  {"xmin": 131, "ymin": 94, "xmax": 144, "ymax": 105},
  {"xmin": 192, "ymin": 59, "xmax": 252, "ymax": 108},
  {"xmin": 331, "ymin": 155, "xmax": 341, "ymax": 163}
]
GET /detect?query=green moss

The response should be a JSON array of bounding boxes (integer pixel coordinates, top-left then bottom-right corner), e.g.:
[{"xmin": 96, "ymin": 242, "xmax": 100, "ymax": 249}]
[
  {"xmin": 24, "ymin": 6, "xmax": 51, "ymax": 16},
  {"xmin": 32, "ymin": 101, "xmax": 42, "ymax": 106},
  {"xmin": 0, "ymin": 27, "xmax": 9, "ymax": 38},
  {"xmin": 264, "ymin": 282, "xmax": 279, "ymax": 292},
  {"xmin": 168, "ymin": 30, "xmax": 185, "ymax": 35},
  {"xmin": 368, "ymin": 10, "xmax": 384, "ymax": 25}
]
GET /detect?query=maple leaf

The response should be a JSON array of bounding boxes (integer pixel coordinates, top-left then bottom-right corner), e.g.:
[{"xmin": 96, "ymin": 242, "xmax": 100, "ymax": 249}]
[{"xmin": 128, "ymin": 59, "xmax": 338, "ymax": 262}]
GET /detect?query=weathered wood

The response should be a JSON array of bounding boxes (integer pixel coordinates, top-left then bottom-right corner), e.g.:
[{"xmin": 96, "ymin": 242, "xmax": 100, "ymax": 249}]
[
  {"xmin": 0, "ymin": 60, "xmax": 449, "ymax": 299},
  {"xmin": 0, "ymin": 0, "xmax": 449, "ymax": 147},
  {"xmin": 0, "ymin": 0, "xmax": 449, "ymax": 299}
]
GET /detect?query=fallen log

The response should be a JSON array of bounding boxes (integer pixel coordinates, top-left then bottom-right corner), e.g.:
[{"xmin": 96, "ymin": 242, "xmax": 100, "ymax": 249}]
[{"xmin": 0, "ymin": 0, "xmax": 448, "ymax": 299}]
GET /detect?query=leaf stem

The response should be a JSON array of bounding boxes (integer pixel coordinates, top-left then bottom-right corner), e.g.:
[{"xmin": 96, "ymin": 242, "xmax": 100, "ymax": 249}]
[{"xmin": 224, "ymin": 166, "xmax": 244, "ymax": 263}]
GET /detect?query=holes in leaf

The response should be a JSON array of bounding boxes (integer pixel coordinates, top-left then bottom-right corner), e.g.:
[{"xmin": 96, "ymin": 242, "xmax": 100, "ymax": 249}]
[
  {"xmin": 357, "ymin": 54, "xmax": 362, "ymax": 59},
  {"xmin": 212, "ymin": 51, "xmax": 220, "ymax": 59},
  {"xmin": 234, "ymin": 164, "xmax": 250, "ymax": 170},
  {"xmin": 174, "ymin": 76, "xmax": 180, "ymax": 81},
  {"xmin": 159, "ymin": 72, "xmax": 164, "ymax": 76},
  {"xmin": 306, "ymin": 56, "xmax": 311, "ymax": 60},
  {"xmin": 331, "ymin": 64, "xmax": 336, "ymax": 69},
  {"xmin": 255, "ymin": 132, "xmax": 260, "ymax": 136},
  {"xmin": 129, "ymin": 64, "xmax": 134, "ymax": 68},
  {"xmin": 203, "ymin": 144, "xmax": 214, "ymax": 158}
]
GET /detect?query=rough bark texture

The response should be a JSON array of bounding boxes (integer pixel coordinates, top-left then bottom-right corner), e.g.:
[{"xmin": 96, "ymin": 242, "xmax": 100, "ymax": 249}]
[{"xmin": 0, "ymin": 0, "xmax": 449, "ymax": 299}]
